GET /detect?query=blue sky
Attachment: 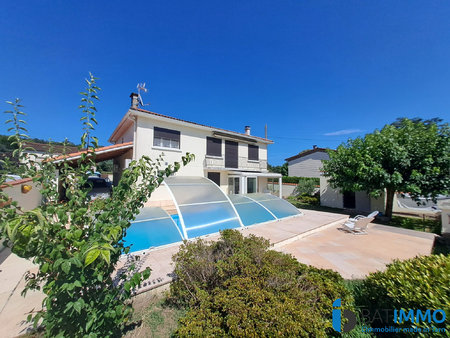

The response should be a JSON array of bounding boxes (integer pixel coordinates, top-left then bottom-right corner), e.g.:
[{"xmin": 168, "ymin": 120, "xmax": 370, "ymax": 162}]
[{"xmin": 1, "ymin": 1, "xmax": 450, "ymax": 165}]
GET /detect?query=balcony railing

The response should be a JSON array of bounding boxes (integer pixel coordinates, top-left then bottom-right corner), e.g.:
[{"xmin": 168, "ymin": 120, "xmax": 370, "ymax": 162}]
[{"xmin": 204, "ymin": 156, "xmax": 267, "ymax": 171}]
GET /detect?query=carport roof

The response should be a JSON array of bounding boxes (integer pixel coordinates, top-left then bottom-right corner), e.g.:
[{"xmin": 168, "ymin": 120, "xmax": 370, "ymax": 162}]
[{"xmin": 52, "ymin": 142, "xmax": 133, "ymax": 164}]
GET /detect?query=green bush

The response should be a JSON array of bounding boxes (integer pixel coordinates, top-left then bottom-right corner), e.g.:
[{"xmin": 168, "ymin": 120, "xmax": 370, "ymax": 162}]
[
  {"xmin": 170, "ymin": 229, "xmax": 353, "ymax": 337},
  {"xmin": 282, "ymin": 176, "xmax": 319, "ymax": 185},
  {"xmin": 362, "ymin": 254, "xmax": 450, "ymax": 335},
  {"xmin": 294, "ymin": 179, "xmax": 317, "ymax": 196},
  {"xmin": 297, "ymin": 194, "xmax": 320, "ymax": 205}
]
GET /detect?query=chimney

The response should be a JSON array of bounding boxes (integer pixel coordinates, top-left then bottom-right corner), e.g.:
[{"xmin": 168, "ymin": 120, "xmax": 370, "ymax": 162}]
[
  {"xmin": 245, "ymin": 126, "xmax": 251, "ymax": 135},
  {"xmin": 313, "ymin": 145, "xmax": 318, "ymax": 149},
  {"xmin": 130, "ymin": 92, "xmax": 139, "ymax": 108}
]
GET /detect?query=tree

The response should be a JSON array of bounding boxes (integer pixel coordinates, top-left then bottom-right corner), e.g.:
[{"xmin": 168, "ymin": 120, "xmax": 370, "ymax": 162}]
[
  {"xmin": 323, "ymin": 118, "xmax": 450, "ymax": 219},
  {"xmin": 0, "ymin": 74, "xmax": 194, "ymax": 336},
  {"xmin": 268, "ymin": 162, "xmax": 288, "ymax": 176}
]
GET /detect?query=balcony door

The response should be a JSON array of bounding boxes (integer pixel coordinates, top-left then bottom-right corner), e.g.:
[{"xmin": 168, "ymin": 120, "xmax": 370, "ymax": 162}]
[{"xmin": 225, "ymin": 140, "xmax": 238, "ymax": 168}]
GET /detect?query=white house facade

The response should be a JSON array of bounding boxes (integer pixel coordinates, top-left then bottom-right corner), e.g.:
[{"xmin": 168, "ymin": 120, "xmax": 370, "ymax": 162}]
[
  {"xmin": 108, "ymin": 93, "xmax": 281, "ymax": 202},
  {"xmin": 285, "ymin": 147, "xmax": 330, "ymax": 178}
]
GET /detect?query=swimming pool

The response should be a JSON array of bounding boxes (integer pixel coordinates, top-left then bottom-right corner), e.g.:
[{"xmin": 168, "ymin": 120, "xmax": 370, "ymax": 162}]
[{"xmin": 123, "ymin": 177, "xmax": 302, "ymax": 253}]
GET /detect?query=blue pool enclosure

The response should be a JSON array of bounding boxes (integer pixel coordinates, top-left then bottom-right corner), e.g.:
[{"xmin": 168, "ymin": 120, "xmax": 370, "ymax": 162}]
[{"xmin": 124, "ymin": 176, "xmax": 302, "ymax": 253}]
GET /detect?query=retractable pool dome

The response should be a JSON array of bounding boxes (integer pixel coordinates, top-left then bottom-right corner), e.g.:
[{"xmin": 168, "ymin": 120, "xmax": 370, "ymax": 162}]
[
  {"xmin": 124, "ymin": 176, "xmax": 303, "ymax": 252},
  {"xmin": 163, "ymin": 176, "xmax": 302, "ymax": 239}
]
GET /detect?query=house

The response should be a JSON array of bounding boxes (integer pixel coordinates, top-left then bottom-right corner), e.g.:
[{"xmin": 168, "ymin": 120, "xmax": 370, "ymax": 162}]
[
  {"xmin": 286, "ymin": 146, "xmax": 384, "ymax": 213},
  {"xmin": 285, "ymin": 146, "xmax": 330, "ymax": 178},
  {"xmin": 23, "ymin": 141, "xmax": 79, "ymax": 162},
  {"xmin": 108, "ymin": 93, "xmax": 282, "ymax": 202}
]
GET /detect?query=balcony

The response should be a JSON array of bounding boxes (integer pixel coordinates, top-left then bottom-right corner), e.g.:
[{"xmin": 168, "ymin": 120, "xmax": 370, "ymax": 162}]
[{"xmin": 204, "ymin": 156, "xmax": 267, "ymax": 172}]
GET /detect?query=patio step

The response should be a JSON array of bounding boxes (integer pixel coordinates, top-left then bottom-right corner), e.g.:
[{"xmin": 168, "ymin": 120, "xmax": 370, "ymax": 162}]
[{"xmin": 272, "ymin": 215, "xmax": 349, "ymax": 249}]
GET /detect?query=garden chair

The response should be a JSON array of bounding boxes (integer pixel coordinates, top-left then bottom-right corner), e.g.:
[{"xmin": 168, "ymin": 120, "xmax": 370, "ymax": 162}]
[{"xmin": 342, "ymin": 211, "xmax": 379, "ymax": 234}]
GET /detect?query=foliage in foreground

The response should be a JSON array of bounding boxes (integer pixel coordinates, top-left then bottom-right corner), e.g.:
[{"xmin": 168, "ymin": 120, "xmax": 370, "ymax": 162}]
[
  {"xmin": 0, "ymin": 75, "xmax": 193, "ymax": 337},
  {"xmin": 362, "ymin": 254, "xmax": 450, "ymax": 335},
  {"xmin": 169, "ymin": 229, "xmax": 353, "ymax": 337},
  {"xmin": 323, "ymin": 118, "xmax": 450, "ymax": 219}
]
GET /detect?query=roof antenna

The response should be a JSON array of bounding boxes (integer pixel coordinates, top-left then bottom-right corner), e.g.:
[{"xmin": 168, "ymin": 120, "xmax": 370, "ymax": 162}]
[{"xmin": 136, "ymin": 82, "xmax": 149, "ymax": 107}]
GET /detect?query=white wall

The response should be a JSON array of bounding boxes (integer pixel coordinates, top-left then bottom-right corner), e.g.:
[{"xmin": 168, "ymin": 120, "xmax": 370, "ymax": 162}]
[
  {"xmin": 121, "ymin": 125, "xmax": 134, "ymax": 143},
  {"xmin": 2, "ymin": 179, "xmax": 42, "ymax": 211},
  {"xmin": 320, "ymin": 176, "xmax": 385, "ymax": 213},
  {"xmin": 288, "ymin": 151, "xmax": 330, "ymax": 178},
  {"xmin": 320, "ymin": 176, "xmax": 343, "ymax": 208},
  {"xmin": 135, "ymin": 116, "xmax": 209, "ymax": 176},
  {"xmin": 134, "ymin": 115, "xmax": 268, "ymax": 176}
]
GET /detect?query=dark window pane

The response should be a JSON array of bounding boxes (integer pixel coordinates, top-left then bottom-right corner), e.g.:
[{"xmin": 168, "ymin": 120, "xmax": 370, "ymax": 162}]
[
  {"xmin": 153, "ymin": 127, "xmax": 180, "ymax": 148},
  {"xmin": 248, "ymin": 144, "xmax": 259, "ymax": 161},
  {"xmin": 207, "ymin": 172, "xmax": 221, "ymax": 186},
  {"xmin": 207, "ymin": 137, "xmax": 222, "ymax": 156}
]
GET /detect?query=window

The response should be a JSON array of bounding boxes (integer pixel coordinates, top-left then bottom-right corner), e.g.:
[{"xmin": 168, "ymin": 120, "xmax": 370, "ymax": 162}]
[
  {"xmin": 247, "ymin": 177, "xmax": 257, "ymax": 193},
  {"xmin": 153, "ymin": 127, "xmax": 180, "ymax": 149},
  {"xmin": 206, "ymin": 137, "xmax": 222, "ymax": 156},
  {"xmin": 228, "ymin": 177, "xmax": 240, "ymax": 195},
  {"xmin": 248, "ymin": 144, "xmax": 259, "ymax": 161},
  {"xmin": 207, "ymin": 172, "xmax": 220, "ymax": 186}
]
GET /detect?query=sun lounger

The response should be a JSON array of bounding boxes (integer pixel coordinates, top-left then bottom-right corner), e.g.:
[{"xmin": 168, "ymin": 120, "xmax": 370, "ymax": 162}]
[{"xmin": 342, "ymin": 211, "xmax": 379, "ymax": 234}]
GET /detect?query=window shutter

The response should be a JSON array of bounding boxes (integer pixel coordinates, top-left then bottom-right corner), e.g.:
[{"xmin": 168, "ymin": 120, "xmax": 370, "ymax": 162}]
[
  {"xmin": 248, "ymin": 144, "xmax": 259, "ymax": 161},
  {"xmin": 207, "ymin": 137, "xmax": 222, "ymax": 156}
]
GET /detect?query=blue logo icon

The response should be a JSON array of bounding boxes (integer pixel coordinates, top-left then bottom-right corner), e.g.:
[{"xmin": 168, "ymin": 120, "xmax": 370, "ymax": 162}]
[{"xmin": 332, "ymin": 298, "xmax": 357, "ymax": 332}]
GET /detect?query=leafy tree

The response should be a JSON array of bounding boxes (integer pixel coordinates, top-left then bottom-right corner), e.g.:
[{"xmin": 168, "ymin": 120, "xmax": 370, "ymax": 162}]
[
  {"xmin": 268, "ymin": 162, "xmax": 288, "ymax": 176},
  {"xmin": 0, "ymin": 73, "xmax": 194, "ymax": 336},
  {"xmin": 323, "ymin": 118, "xmax": 450, "ymax": 219},
  {"xmin": 97, "ymin": 159, "xmax": 113, "ymax": 173}
]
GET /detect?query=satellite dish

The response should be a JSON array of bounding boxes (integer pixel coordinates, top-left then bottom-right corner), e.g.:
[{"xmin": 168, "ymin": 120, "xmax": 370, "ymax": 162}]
[{"xmin": 136, "ymin": 82, "xmax": 149, "ymax": 107}]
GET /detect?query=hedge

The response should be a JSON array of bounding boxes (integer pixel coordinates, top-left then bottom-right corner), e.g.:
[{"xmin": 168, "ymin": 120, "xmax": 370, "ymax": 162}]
[{"xmin": 281, "ymin": 176, "xmax": 320, "ymax": 185}]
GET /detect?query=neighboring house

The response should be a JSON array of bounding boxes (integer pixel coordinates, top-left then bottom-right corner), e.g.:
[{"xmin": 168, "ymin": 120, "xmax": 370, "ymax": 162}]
[
  {"xmin": 286, "ymin": 146, "xmax": 383, "ymax": 213},
  {"xmin": 108, "ymin": 93, "xmax": 282, "ymax": 202},
  {"xmin": 285, "ymin": 146, "xmax": 330, "ymax": 178},
  {"xmin": 23, "ymin": 141, "xmax": 79, "ymax": 162}
]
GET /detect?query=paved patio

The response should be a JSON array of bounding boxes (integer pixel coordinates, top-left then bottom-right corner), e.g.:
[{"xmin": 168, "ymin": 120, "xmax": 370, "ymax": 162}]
[
  {"xmin": 278, "ymin": 222, "xmax": 437, "ymax": 279},
  {"xmin": 0, "ymin": 209, "xmax": 437, "ymax": 337}
]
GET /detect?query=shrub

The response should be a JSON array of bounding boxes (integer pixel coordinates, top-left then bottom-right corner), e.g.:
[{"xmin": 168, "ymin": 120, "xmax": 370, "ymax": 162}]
[
  {"xmin": 170, "ymin": 229, "xmax": 353, "ymax": 336},
  {"xmin": 362, "ymin": 254, "xmax": 450, "ymax": 335},
  {"xmin": 282, "ymin": 176, "xmax": 319, "ymax": 185},
  {"xmin": 297, "ymin": 193, "xmax": 320, "ymax": 205},
  {"xmin": 294, "ymin": 179, "xmax": 317, "ymax": 196}
]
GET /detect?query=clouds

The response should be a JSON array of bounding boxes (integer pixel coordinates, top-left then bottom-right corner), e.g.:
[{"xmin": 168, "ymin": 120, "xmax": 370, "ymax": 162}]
[{"xmin": 324, "ymin": 129, "xmax": 363, "ymax": 136}]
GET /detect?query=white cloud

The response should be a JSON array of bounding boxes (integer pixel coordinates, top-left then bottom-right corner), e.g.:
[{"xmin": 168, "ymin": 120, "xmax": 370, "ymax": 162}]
[{"xmin": 324, "ymin": 129, "xmax": 364, "ymax": 136}]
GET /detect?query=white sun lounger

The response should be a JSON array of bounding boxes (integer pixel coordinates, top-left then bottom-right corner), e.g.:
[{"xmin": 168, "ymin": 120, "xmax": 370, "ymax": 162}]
[{"xmin": 342, "ymin": 211, "xmax": 379, "ymax": 234}]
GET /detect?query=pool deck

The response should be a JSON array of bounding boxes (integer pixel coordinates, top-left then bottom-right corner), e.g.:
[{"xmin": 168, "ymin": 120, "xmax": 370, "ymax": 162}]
[{"xmin": 0, "ymin": 209, "xmax": 436, "ymax": 337}]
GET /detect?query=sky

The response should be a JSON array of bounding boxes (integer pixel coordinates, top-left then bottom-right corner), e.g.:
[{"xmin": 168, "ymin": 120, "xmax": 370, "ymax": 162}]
[{"xmin": 1, "ymin": 1, "xmax": 450, "ymax": 165}]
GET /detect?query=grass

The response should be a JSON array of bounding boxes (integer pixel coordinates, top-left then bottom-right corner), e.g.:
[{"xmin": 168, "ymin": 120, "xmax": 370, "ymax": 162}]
[
  {"xmin": 381, "ymin": 215, "xmax": 441, "ymax": 234},
  {"xmin": 123, "ymin": 286, "xmax": 185, "ymax": 338}
]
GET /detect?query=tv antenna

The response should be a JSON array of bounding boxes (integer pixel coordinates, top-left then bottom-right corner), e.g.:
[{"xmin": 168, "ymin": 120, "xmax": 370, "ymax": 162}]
[{"xmin": 136, "ymin": 82, "xmax": 149, "ymax": 107}]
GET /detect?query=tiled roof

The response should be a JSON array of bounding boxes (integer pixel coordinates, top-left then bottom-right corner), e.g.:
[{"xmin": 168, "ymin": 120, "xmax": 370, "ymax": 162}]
[
  {"xmin": 51, "ymin": 142, "xmax": 133, "ymax": 163},
  {"xmin": 285, "ymin": 147, "xmax": 330, "ymax": 162},
  {"xmin": 23, "ymin": 141, "xmax": 79, "ymax": 155},
  {"xmin": 131, "ymin": 107, "xmax": 273, "ymax": 143}
]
